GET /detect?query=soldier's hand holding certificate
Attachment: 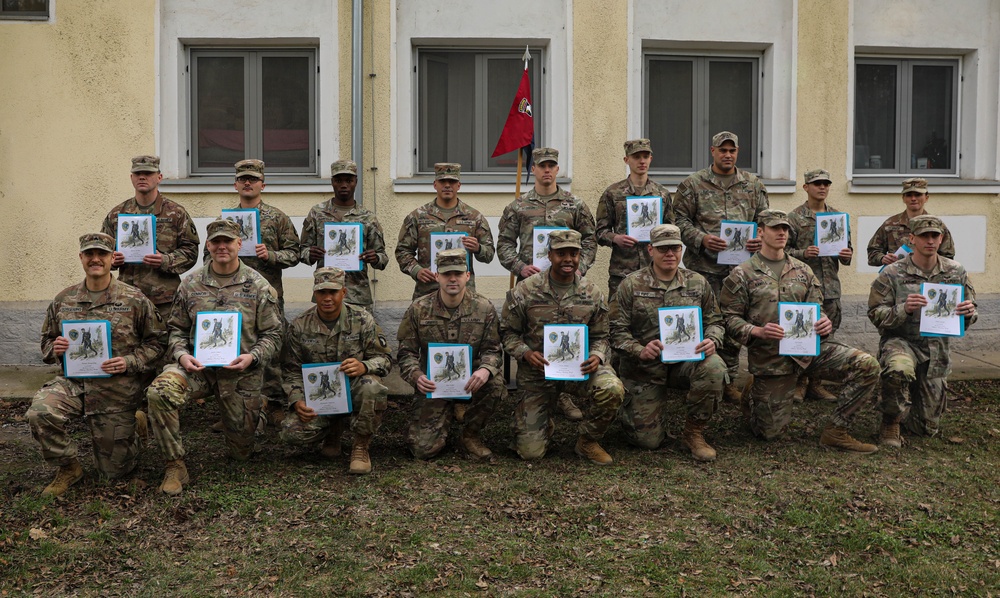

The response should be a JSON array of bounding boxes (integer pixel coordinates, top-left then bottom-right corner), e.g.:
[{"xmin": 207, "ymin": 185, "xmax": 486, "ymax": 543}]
[
  {"xmin": 543, "ymin": 324, "xmax": 589, "ymax": 381},
  {"xmin": 116, "ymin": 214, "xmax": 156, "ymax": 263},
  {"xmin": 62, "ymin": 320, "xmax": 112, "ymax": 378},
  {"xmin": 425, "ymin": 343, "xmax": 473, "ymax": 400},
  {"xmin": 919, "ymin": 283, "xmax": 965, "ymax": 337},
  {"xmin": 194, "ymin": 311, "xmax": 241, "ymax": 366},
  {"xmin": 302, "ymin": 362, "xmax": 352, "ymax": 415},
  {"xmin": 778, "ymin": 302, "xmax": 820, "ymax": 357}
]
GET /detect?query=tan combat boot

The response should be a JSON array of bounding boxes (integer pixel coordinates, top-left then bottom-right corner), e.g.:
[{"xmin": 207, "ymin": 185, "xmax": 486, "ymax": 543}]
[
  {"xmin": 879, "ymin": 414, "xmax": 902, "ymax": 448},
  {"xmin": 557, "ymin": 394, "xmax": 583, "ymax": 421},
  {"xmin": 319, "ymin": 427, "xmax": 343, "ymax": 459},
  {"xmin": 134, "ymin": 410, "xmax": 149, "ymax": 444},
  {"xmin": 453, "ymin": 402, "xmax": 468, "ymax": 423},
  {"xmin": 42, "ymin": 458, "xmax": 84, "ymax": 497},
  {"xmin": 819, "ymin": 424, "xmax": 878, "ymax": 454},
  {"xmin": 725, "ymin": 374, "xmax": 754, "ymax": 405},
  {"xmin": 349, "ymin": 434, "xmax": 372, "ymax": 475},
  {"xmin": 806, "ymin": 378, "xmax": 838, "ymax": 402},
  {"xmin": 792, "ymin": 375, "xmax": 808, "ymax": 403},
  {"xmin": 211, "ymin": 420, "xmax": 225, "ymax": 433},
  {"xmin": 681, "ymin": 418, "xmax": 717, "ymax": 462},
  {"xmin": 575, "ymin": 437, "xmax": 613, "ymax": 465},
  {"xmin": 461, "ymin": 429, "xmax": 493, "ymax": 459},
  {"xmin": 160, "ymin": 459, "xmax": 190, "ymax": 495}
]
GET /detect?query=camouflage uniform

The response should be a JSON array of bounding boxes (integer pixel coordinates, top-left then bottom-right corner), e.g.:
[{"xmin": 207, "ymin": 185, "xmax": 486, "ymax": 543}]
[
  {"xmin": 786, "ymin": 202, "xmax": 852, "ymax": 331},
  {"xmin": 27, "ymin": 277, "xmax": 166, "ymax": 478},
  {"xmin": 866, "ymin": 211, "xmax": 955, "ymax": 266},
  {"xmin": 609, "ymin": 265, "xmax": 726, "ymax": 449},
  {"xmin": 868, "ymin": 254, "xmax": 976, "ymax": 436}
]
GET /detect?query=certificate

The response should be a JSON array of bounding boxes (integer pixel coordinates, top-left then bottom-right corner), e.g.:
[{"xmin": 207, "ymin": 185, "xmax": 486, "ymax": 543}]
[
  {"xmin": 717, "ymin": 221, "xmax": 756, "ymax": 265},
  {"xmin": 429, "ymin": 232, "xmax": 469, "ymax": 273},
  {"xmin": 221, "ymin": 208, "xmax": 260, "ymax": 258},
  {"xmin": 116, "ymin": 214, "xmax": 156, "ymax": 264},
  {"xmin": 920, "ymin": 283, "xmax": 965, "ymax": 337},
  {"xmin": 532, "ymin": 226, "xmax": 570, "ymax": 271},
  {"xmin": 194, "ymin": 311, "xmax": 242, "ymax": 367},
  {"xmin": 302, "ymin": 363, "xmax": 352, "ymax": 415},
  {"xmin": 543, "ymin": 324, "xmax": 589, "ymax": 381},
  {"xmin": 426, "ymin": 343, "xmax": 473, "ymax": 400},
  {"xmin": 626, "ymin": 196, "xmax": 662, "ymax": 242},
  {"xmin": 778, "ymin": 302, "xmax": 820, "ymax": 357},
  {"xmin": 815, "ymin": 212, "xmax": 849, "ymax": 257},
  {"xmin": 879, "ymin": 244, "xmax": 912, "ymax": 272},
  {"xmin": 61, "ymin": 320, "xmax": 112, "ymax": 378},
  {"xmin": 658, "ymin": 306, "xmax": 705, "ymax": 362},
  {"xmin": 324, "ymin": 222, "xmax": 364, "ymax": 271}
]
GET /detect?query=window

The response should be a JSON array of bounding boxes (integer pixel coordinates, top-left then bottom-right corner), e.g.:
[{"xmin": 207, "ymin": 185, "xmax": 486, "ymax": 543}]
[
  {"xmin": 854, "ymin": 58, "xmax": 958, "ymax": 175},
  {"xmin": 190, "ymin": 49, "xmax": 317, "ymax": 175},
  {"xmin": 644, "ymin": 55, "xmax": 759, "ymax": 173},
  {"xmin": 0, "ymin": 0, "xmax": 48, "ymax": 19},
  {"xmin": 416, "ymin": 48, "xmax": 543, "ymax": 174}
]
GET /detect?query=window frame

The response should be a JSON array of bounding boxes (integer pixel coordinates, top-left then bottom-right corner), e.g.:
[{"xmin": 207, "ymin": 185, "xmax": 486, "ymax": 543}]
[{"xmin": 0, "ymin": 0, "xmax": 48, "ymax": 20}]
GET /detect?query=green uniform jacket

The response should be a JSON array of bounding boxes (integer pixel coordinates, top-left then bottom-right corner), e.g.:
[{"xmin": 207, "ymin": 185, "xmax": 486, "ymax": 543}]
[
  {"xmin": 497, "ymin": 187, "xmax": 598, "ymax": 277},
  {"xmin": 786, "ymin": 202, "xmax": 852, "ymax": 300},
  {"xmin": 866, "ymin": 210, "xmax": 956, "ymax": 266},
  {"xmin": 595, "ymin": 177, "xmax": 674, "ymax": 279}
]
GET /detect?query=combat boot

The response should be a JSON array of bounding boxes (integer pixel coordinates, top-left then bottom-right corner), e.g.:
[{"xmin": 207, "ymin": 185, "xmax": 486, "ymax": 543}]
[
  {"xmin": 319, "ymin": 427, "xmax": 343, "ymax": 459},
  {"xmin": 879, "ymin": 414, "xmax": 902, "ymax": 448},
  {"xmin": 160, "ymin": 459, "xmax": 189, "ymax": 495},
  {"xmin": 349, "ymin": 434, "xmax": 372, "ymax": 475},
  {"xmin": 557, "ymin": 394, "xmax": 583, "ymax": 421},
  {"xmin": 806, "ymin": 378, "xmax": 838, "ymax": 402},
  {"xmin": 575, "ymin": 437, "xmax": 613, "ymax": 465},
  {"xmin": 792, "ymin": 375, "xmax": 808, "ymax": 403},
  {"xmin": 724, "ymin": 375, "xmax": 754, "ymax": 405},
  {"xmin": 461, "ymin": 429, "xmax": 492, "ymax": 459},
  {"xmin": 42, "ymin": 458, "xmax": 84, "ymax": 497},
  {"xmin": 134, "ymin": 410, "xmax": 149, "ymax": 444},
  {"xmin": 681, "ymin": 418, "xmax": 717, "ymax": 462},
  {"xmin": 453, "ymin": 402, "xmax": 467, "ymax": 423},
  {"xmin": 819, "ymin": 424, "xmax": 878, "ymax": 454}
]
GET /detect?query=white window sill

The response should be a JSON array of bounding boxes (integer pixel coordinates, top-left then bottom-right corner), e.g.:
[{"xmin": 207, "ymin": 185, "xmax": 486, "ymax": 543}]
[
  {"xmin": 849, "ymin": 177, "xmax": 1000, "ymax": 194},
  {"xmin": 393, "ymin": 175, "xmax": 572, "ymax": 194},
  {"xmin": 160, "ymin": 176, "xmax": 330, "ymax": 194}
]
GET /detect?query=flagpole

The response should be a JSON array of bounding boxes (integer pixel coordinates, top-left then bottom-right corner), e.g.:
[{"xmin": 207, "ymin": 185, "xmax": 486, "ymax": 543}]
[{"xmin": 509, "ymin": 149, "xmax": 522, "ymax": 290}]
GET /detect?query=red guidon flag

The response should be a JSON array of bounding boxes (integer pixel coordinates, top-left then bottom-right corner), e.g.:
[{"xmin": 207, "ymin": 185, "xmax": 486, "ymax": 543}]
[{"xmin": 491, "ymin": 62, "xmax": 534, "ymax": 158}]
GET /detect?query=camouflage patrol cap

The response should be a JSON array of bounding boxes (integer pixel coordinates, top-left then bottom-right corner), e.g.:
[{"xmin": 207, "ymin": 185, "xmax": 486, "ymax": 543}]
[
  {"xmin": 235, "ymin": 159, "xmax": 265, "ymax": 180},
  {"xmin": 434, "ymin": 163, "xmax": 462, "ymax": 181},
  {"xmin": 902, "ymin": 177, "xmax": 928, "ymax": 194},
  {"xmin": 758, "ymin": 209, "xmax": 791, "ymax": 228},
  {"xmin": 804, "ymin": 169, "xmax": 832, "ymax": 184},
  {"xmin": 548, "ymin": 229, "xmax": 582, "ymax": 250},
  {"xmin": 313, "ymin": 267, "xmax": 345, "ymax": 291},
  {"xmin": 711, "ymin": 131, "xmax": 739, "ymax": 147},
  {"xmin": 532, "ymin": 147, "xmax": 559, "ymax": 165},
  {"xmin": 330, "ymin": 160, "xmax": 358, "ymax": 177},
  {"xmin": 436, "ymin": 248, "xmax": 468, "ymax": 273},
  {"xmin": 909, "ymin": 215, "xmax": 944, "ymax": 236},
  {"xmin": 79, "ymin": 232, "xmax": 115, "ymax": 253},
  {"xmin": 649, "ymin": 224, "xmax": 683, "ymax": 247},
  {"xmin": 131, "ymin": 155, "xmax": 160, "ymax": 173},
  {"xmin": 624, "ymin": 139, "xmax": 652, "ymax": 156},
  {"xmin": 206, "ymin": 218, "xmax": 242, "ymax": 241}
]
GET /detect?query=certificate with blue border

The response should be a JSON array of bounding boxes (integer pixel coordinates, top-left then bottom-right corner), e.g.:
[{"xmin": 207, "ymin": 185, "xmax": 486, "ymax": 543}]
[
  {"xmin": 532, "ymin": 226, "xmax": 570, "ymax": 271},
  {"xmin": 920, "ymin": 283, "xmax": 965, "ymax": 337},
  {"xmin": 879, "ymin": 244, "xmax": 912, "ymax": 272},
  {"xmin": 221, "ymin": 208, "xmax": 261, "ymax": 258},
  {"xmin": 778, "ymin": 302, "xmax": 821, "ymax": 357},
  {"xmin": 302, "ymin": 362, "xmax": 353, "ymax": 415},
  {"xmin": 626, "ymin": 196, "xmax": 662, "ymax": 242},
  {"xmin": 815, "ymin": 212, "xmax": 849, "ymax": 257},
  {"xmin": 426, "ymin": 343, "xmax": 473, "ymax": 400},
  {"xmin": 429, "ymin": 232, "xmax": 469, "ymax": 273},
  {"xmin": 717, "ymin": 221, "xmax": 756, "ymax": 265},
  {"xmin": 194, "ymin": 311, "xmax": 242, "ymax": 367},
  {"xmin": 543, "ymin": 324, "xmax": 589, "ymax": 381},
  {"xmin": 324, "ymin": 222, "xmax": 365, "ymax": 271},
  {"xmin": 61, "ymin": 320, "xmax": 112, "ymax": 378},
  {"xmin": 658, "ymin": 306, "xmax": 705, "ymax": 362},
  {"xmin": 116, "ymin": 214, "xmax": 156, "ymax": 264}
]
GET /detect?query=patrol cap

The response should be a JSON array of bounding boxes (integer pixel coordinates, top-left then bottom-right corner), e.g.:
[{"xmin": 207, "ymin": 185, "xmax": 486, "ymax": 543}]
[
  {"xmin": 206, "ymin": 218, "xmax": 242, "ymax": 241},
  {"xmin": 330, "ymin": 160, "xmax": 358, "ymax": 177},
  {"xmin": 758, "ymin": 209, "xmax": 791, "ymax": 228},
  {"xmin": 804, "ymin": 169, "xmax": 832, "ymax": 184},
  {"xmin": 436, "ymin": 248, "xmax": 468, "ymax": 273},
  {"xmin": 624, "ymin": 139, "xmax": 652, "ymax": 156},
  {"xmin": 235, "ymin": 159, "xmax": 265, "ymax": 180},
  {"xmin": 902, "ymin": 177, "xmax": 928, "ymax": 194},
  {"xmin": 649, "ymin": 224, "xmax": 683, "ymax": 247},
  {"xmin": 909, "ymin": 215, "xmax": 944, "ymax": 236},
  {"xmin": 711, "ymin": 131, "xmax": 739, "ymax": 147},
  {"xmin": 434, "ymin": 163, "xmax": 462, "ymax": 181},
  {"xmin": 532, "ymin": 147, "xmax": 559, "ymax": 165},
  {"xmin": 131, "ymin": 155, "xmax": 160, "ymax": 173},
  {"xmin": 313, "ymin": 267, "xmax": 345, "ymax": 291},
  {"xmin": 548, "ymin": 229, "xmax": 582, "ymax": 250},
  {"xmin": 79, "ymin": 232, "xmax": 115, "ymax": 253}
]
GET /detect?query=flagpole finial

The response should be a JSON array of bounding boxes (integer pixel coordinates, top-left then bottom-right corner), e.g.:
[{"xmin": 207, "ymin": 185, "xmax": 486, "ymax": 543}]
[{"xmin": 522, "ymin": 45, "xmax": 531, "ymax": 63}]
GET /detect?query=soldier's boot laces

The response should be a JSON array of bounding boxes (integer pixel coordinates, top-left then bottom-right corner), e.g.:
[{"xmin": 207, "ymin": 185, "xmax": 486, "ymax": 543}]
[
  {"xmin": 557, "ymin": 394, "xmax": 584, "ymax": 421},
  {"xmin": 320, "ymin": 428, "xmax": 343, "ymax": 459},
  {"xmin": 134, "ymin": 410, "xmax": 149, "ymax": 444},
  {"xmin": 349, "ymin": 434, "xmax": 372, "ymax": 475},
  {"xmin": 575, "ymin": 437, "xmax": 613, "ymax": 465},
  {"xmin": 461, "ymin": 429, "xmax": 493, "ymax": 459},
  {"xmin": 806, "ymin": 378, "xmax": 839, "ymax": 402},
  {"xmin": 453, "ymin": 402, "xmax": 468, "ymax": 424},
  {"xmin": 681, "ymin": 418, "xmax": 717, "ymax": 462},
  {"xmin": 42, "ymin": 458, "xmax": 84, "ymax": 497},
  {"xmin": 880, "ymin": 414, "xmax": 903, "ymax": 448},
  {"xmin": 819, "ymin": 424, "xmax": 878, "ymax": 454},
  {"xmin": 160, "ymin": 459, "xmax": 189, "ymax": 496},
  {"xmin": 792, "ymin": 375, "xmax": 808, "ymax": 403}
]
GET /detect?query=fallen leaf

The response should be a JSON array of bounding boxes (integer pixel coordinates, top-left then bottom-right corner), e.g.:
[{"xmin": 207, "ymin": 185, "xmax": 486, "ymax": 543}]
[
  {"xmin": 947, "ymin": 436, "xmax": 964, "ymax": 444},
  {"xmin": 28, "ymin": 528, "xmax": 47, "ymax": 540}
]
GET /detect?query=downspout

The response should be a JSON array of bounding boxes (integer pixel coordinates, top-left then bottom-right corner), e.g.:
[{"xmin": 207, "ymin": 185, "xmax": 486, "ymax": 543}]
[{"xmin": 352, "ymin": 0, "xmax": 364, "ymax": 203}]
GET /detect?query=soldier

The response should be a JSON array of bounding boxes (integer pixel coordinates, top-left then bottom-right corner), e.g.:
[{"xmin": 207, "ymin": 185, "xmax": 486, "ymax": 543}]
[
  {"xmin": 499, "ymin": 230, "xmax": 625, "ymax": 464},
  {"xmin": 609, "ymin": 224, "xmax": 726, "ymax": 461},
  {"xmin": 280, "ymin": 268, "xmax": 392, "ymax": 475},
  {"xmin": 26, "ymin": 233, "xmax": 165, "ymax": 496},
  {"xmin": 674, "ymin": 132, "xmax": 769, "ymax": 403},
  {"xmin": 786, "ymin": 169, "xmax": 853, "ymax": 402},
  {"xmin": 101, "ymin": 155, "xmax": 200, "ymax": 317},
  {"xmin": 145, "ymin": 219, "xmax": 283, "ymax": 495},
  {"xmin": 868, "ymin": 215, "xmax": 977, "ymax": 446},
  {"xmin": 596, "ymin": 138, "xmax": 674, "ymax": 297},
  {"xmin": 397, "ymin": 248, "xmax": 506, "ymax": 460},
  {"xmin": 720, "ymin": 210, "xmax": 881, "ymax": 453},
  {"xmin": 867, "ymin": 178, "xmax": 955, "ymax": 266},
  {"xmin": 300, "ymin": 160, "xmax": 389, "ymax": 311},
  {"xmin": 395, "ymin": 162, "xmax": 496, "ymax": 299}
]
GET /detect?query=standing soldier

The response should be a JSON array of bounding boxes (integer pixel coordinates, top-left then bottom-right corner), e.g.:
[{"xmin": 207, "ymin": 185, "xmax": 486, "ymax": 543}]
[
  {"xmin": 868, "ymin": 216, "xmax": 976, "ymax": 446},
  {"xmin": 786, "ymin": 169, "xmax": 853, "ymax": 402},
  {"xmin": 26, "ymin": 233, "xmax": 165, "ymax": 496},
  {"xmin": 300, "ymin": 160, "xmax": 389, "ymax": 311},
  {"xmin": 674, "ymin": 132, "xmax": 769, "ymax": 403},
  {"xmin": 609, "ymin": 224, "xmax": 726, "ymax": 461},
  {"xmin": 397, "ymin": 248, "xmax": 506, "ymax": 460},
  {"xmin": 867, "ymin": 178, "xmax": 955, "ymax": 267},
  {"xmin": 499, "ymin": 230, "xmax": 625, "ymax": 464},
  {"xmin": 145, "ymin": 219, "xmax": 283, "ymax": 495},
  {"xmin": 280, "ymin": 268, "xmax": 392, "ymax": 475},
  {"xmin": 396, "ymin": 163, "xmax": 495, "ymax": 299},
  {"xmin": 101, "ymin": 155, "xmax": 200, "ymax": 318},
  {"xmin": 720, "ymin": 210, "xmax": 881, "ymax": 453},
  {"xmin": 596, "ymin": 138, "xmax": 674, "ymax": 297}
]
